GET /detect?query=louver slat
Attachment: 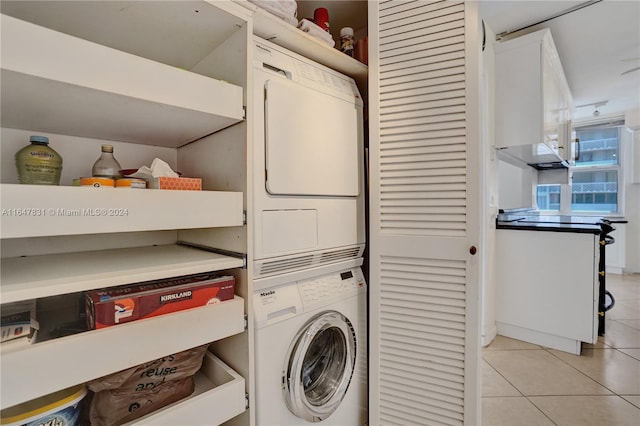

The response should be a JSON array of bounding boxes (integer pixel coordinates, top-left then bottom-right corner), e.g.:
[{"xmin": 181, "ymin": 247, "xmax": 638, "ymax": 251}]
[
  {"xmin": 380, "ymin": 11, "xmax": 465, "ymax": 46},
  {"xmin": 378, "ymin": 253, "xmax": 467, "ymax": 416},
  {"xmin": 380, "ymin": 365, "xmax": 461, "ymax": 402},
  {"xmin": 381, "ymin": 65, "xmax": 465, "ymax": 92},
  {"xmin": 381, "ymin": 39, "xmax": 465, "ymax": 65},
  {"xmin": 381, "ymin": 392, "xmax": 463, "ymax": 425},
  {"xmin": 381, "ymin": 191, "xmax": 465, "ymax": 201},
  {"xmin": 381, "ymin": 336, "xmax": 464, "ymax": 364},
  {"xmin": 379, "ymin": 0, "xmax": 426, "ymax": 14},
  {"xmin": 383, "ymin": 379, "xmax": 463, "ymax": 414},
  {"xmin": 379, "ymin": 0, "xmax": 466, "ymax": 236},
  {"xmin": 381, "ymin": 104, "xmax": 466, "ymax": 123},
  {"xmin": 382, "ymin": 140, "xmax": 465, "ymax": 155},
  {"xmin": 381, "ymin": 83, "xmax": 464, "ymax": 105},
  {"xmin": 381, "ymin": 56, "xmax": 465, "ymax": 82},
  {"xmin": 381, "ymin": 2, "xmax": 463, "ymax": 28}
]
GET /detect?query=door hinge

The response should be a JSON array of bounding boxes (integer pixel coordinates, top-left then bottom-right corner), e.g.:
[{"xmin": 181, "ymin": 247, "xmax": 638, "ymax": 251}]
[
  {"xmin": 242, "ymin": 105, "xmax": 247, "ymax": 120},
  {"xmin": 245, "ymin": 393, "xmax": 250, "ymax": 409},
  {"xmin": 243, "ymin": 210, "xmax": 247, "ymax": 225},
  {"xmin": 244, "ymin": 314, "xmax": 248, "ymax": 331}
]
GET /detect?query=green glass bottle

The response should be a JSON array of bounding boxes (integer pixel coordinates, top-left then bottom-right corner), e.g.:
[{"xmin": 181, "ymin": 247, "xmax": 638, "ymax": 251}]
[{"xmin": 15, "ymin": 135, "xmax": 63, "ymax": 185}]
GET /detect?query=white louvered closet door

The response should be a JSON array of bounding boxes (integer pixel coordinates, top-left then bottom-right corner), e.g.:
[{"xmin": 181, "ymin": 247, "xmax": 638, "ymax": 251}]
[{"xmin": 369, "ymin": 1, "xmax": 482, "ymax": 425}]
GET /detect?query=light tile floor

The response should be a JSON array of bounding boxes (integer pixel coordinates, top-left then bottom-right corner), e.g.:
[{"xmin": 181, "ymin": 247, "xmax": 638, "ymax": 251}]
[{"xmin": 482, "ymin": 273, "xmax": 640, "ymax": 426}]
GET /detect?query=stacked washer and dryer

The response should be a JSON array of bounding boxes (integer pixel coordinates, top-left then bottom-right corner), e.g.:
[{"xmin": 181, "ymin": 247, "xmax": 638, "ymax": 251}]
[{"xmin": 251, "ymin": 37, "xmax": 367, "ymax": 425}]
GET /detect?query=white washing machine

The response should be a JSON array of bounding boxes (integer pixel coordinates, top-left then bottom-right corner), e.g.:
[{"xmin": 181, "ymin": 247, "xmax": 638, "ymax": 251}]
[{"xmin": 253, "ymin": 262, "xmax": 367, "ymax": 425}]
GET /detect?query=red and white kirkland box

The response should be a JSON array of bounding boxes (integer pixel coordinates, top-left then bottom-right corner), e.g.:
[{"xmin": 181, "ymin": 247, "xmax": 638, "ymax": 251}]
[{"xmin": 86, "ymin": 273, "xmax": 235, "ymax": 329}]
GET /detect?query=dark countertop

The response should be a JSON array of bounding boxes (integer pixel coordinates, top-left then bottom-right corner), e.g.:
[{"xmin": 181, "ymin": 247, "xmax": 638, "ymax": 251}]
[
  {"xmin": 496, "ymin": 213, "xmax": 603, "ymax": 234},
  {"xmin": 496, "ymin": 220, "xmax": 602, "ymax": 234}
]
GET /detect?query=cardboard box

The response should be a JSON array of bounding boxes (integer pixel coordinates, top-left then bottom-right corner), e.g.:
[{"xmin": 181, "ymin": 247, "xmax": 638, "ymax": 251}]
[
  {"xmin": 1, "ymin": 300, "xmax": 38, "ymax": 342},
  {"xmin": 148, "ymin": 176, "xmax": 202, "ymax": 190},
  {"xmin": 86, "ymin": 273, "xmax": 234, "ymax": 329}
]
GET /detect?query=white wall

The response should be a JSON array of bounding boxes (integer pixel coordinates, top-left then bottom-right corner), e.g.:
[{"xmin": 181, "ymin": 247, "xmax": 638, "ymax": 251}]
[
  {"xmin": 497, "ymin": 161, "xmax": 536, "ymax": 210},
  {"xmin": 480, "ymin": 24, "xmax": 499, "ymax": 347},
  {"xmin": 623, "ymin": 127, "xmax": 640, "ymax": 273}
]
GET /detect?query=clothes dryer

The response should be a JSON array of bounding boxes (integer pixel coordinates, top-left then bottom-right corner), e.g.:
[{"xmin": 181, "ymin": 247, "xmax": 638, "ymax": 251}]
[
  {"xmin": 253, "ymin": 263, "xmax": 367, "ymax": 425},
  {"xmin": 251, "ymin": 37, "xmax": 366, "ymax": 278}
]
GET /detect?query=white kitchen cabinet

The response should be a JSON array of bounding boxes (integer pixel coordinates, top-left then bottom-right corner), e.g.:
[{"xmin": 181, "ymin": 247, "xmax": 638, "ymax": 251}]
[
  {"xmin": 495, "ymin": 28, "xmax": 574, "ymax": 164},
  {"xmin": 0, "ymin": 1, "xmax": 251, "ymax": 424},
  {"xmin": 495, "ymin": 229, "xmax": 599, "ymax": 355}
]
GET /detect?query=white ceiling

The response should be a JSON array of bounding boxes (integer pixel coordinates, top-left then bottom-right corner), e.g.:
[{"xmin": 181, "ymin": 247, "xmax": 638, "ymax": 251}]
[
  {"xmin": 297, "ymin": 0, "xmax": 639, "ymax": 122},
  {"xmin": 480, "ymin": 0, "xmax": 640, "ymax": 121}
]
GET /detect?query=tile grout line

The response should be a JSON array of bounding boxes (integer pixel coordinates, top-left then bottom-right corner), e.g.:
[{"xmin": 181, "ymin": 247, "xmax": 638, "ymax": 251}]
[
  {"xmin": 481, "ymin": 356, "xmax": 560, "ymax": 426},
  {"xmin": 481, "ymin": 276, "xmax": 640, "ymax": 424},
  {"xmin": 544, "ymin": 346, "xmax": 623, "ymax": 398},
  {"xmin": 521, "ymin": 394, "xmax": 559, "ymax": 426}
]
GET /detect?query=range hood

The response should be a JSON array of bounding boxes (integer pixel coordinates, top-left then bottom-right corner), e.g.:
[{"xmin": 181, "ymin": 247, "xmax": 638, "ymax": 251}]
[{"xmin": 495, "ymin": 143, "xmax": 568, "ymax": 170}]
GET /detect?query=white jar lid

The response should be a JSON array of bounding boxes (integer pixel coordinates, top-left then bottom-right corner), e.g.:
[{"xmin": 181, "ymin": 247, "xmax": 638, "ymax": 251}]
[{"xmin": 340, "ymin": 27, "xmax": 354, "ymax": 37}]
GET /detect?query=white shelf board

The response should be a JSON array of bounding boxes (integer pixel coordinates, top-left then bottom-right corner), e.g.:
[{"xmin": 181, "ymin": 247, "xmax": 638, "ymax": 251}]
[
  {"xmin": 0, "ymin": 297, "xmax": 245, "ymax": 410},
  {"xmin": 236, "ymin": 0, "xmax": 368, "ymax": 87},
  {"xmin": 0, "ymin": 14, "xmax": 244, "ymax": 147},
  {"xmin": 0, "ymin": 1, "xmax": 247, "ymax": 72},
  {"xmin": 128, "ymin": 352, "xmax": 246, "ymax": 425},
  {"xmin": 0, "ymin": 184, "xmax": 243, "ymax": 239},
  {"xmin": 1, "ymin": 244, "xmax": 244, "ymax": 304}
]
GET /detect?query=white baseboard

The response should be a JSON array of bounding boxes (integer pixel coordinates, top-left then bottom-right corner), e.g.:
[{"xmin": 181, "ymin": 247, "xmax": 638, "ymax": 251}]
[
  {"xmin": 481, "ymin": 324, "xmax": 498, "ymax": 348},
  {"xmin": 496, "ymin": 322, "xmax": 582, "ymax": 355},
  {"xmin": 606, "ymin": 266, "xmax": 624, "ymax": 275}
]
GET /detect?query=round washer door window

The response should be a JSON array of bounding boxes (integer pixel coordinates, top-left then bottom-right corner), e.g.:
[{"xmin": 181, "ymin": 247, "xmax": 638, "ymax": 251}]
[{"xmin": 283, "ymin": 310, "xmax": 356, "ymax": 423}]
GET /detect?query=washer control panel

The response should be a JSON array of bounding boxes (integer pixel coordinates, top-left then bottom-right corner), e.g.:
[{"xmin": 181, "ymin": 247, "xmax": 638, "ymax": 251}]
[{"xmin": 298, "ymin": 267, "xmax": 365, "ymax": 306}]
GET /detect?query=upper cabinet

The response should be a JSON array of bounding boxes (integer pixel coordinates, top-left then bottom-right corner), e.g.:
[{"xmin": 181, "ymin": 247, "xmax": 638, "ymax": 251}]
[{"xmin": 494, "ymin": 29, "xmax": 575, "ymax": 169}]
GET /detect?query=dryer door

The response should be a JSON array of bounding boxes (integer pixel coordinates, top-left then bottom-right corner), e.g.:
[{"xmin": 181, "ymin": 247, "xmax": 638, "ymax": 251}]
[
  {"xmin": 283, "ymin": 310, "xmax": 356, "ymax": 422},
  {"xmin": 264, "ymin": 78, "xmax": 360, "ymax": 197}
]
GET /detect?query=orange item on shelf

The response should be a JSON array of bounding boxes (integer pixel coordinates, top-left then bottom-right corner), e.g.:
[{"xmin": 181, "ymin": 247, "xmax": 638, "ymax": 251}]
[{"xmin": 148, "ymin": 176, "xmax": 202, "ymax": 190}]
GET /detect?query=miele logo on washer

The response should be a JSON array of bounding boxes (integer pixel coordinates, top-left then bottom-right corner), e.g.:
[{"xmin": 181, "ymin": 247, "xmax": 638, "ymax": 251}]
[{"xmin": 260, "ymin": 290, "xmax": 276, "ymax": 298}]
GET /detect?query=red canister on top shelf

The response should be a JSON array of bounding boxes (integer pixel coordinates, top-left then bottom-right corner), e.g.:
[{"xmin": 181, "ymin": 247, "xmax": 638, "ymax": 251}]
[
  {"xmin": 355, "ymin": 36, "xmax": 368, "ymax": 65},
  {"xmin": 314, "ymin": 7, "xmax": 330, "ymax": 32}
]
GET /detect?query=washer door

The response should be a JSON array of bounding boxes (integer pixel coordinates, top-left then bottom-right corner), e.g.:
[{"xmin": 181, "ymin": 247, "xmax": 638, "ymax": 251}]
[{"xmin": 283, "ymin": 311, "xmax": 356, "ymax": 422}]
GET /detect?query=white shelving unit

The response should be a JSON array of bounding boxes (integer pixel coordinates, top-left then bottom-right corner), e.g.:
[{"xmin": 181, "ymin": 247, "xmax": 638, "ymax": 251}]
[
  {"xmin": 235, "ymin": 0, "xmax": 368, "ymax": 90},
  {"xmin": 0, "ymin": 1, "xmax": 251, "ymax": 423},
  {"xmin": 1, "ymin": 244, "xmax": 244, "ymax": 303},
  {"xmin": 1, "ymin": 184, "xmax": 243, "ymax": 239},
  {"xmin": 125, "ymin": 352, "xmax": 246, "ymax": 426},
  {"xmin": 1, "ymin": 298, "xmax": 245, "ymax": 410},
  {"xmin": 1, "ymin": 14, "xmax": 244, "ymax": 148}
]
